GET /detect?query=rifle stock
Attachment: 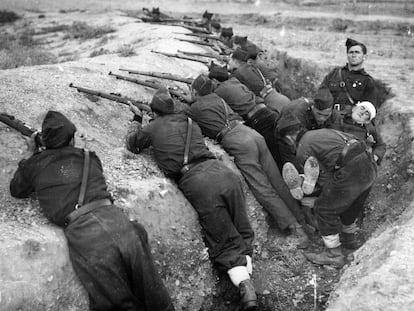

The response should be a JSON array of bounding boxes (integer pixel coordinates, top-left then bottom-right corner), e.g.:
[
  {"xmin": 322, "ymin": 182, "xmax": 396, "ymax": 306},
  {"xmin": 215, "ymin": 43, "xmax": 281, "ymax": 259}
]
[
  {"xmin": 119, "ymin": 68, "xmax": 194, "ymax": 84},
  {"xmin": 151, "ymin": 50, "xmax": 210, "ymax": 65},
  {"xmin": 69, "ymin": 83, "xmax": 151, "ymax": 113},
  {"xmin": 108, "ymin": 72, "xmax": 192, "ymax": 104}
]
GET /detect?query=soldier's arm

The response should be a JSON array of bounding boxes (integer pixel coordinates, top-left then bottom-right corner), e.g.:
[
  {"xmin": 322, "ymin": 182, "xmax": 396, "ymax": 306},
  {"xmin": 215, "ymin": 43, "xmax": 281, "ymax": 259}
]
[
  {"xmin": 10, "ymin": 159, "xmax": 35, "ymax": 198},
  {"xmin": 368, "ymin": 123, "xmax": 386, "ymax": 164},
  {"xmin": 125, "ymin": 121, "xmax": 153, "ymax": 154}
]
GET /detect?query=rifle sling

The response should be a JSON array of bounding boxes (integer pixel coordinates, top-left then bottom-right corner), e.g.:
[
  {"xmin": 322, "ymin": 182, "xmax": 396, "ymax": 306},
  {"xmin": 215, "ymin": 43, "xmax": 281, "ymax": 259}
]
[
  {"xmin": 183, "ymin": 118, "xmax": 192, "ymax": 166},
  {"xmin": 76, "ymin": 149, "xmax": 90, "ymax": 209}
]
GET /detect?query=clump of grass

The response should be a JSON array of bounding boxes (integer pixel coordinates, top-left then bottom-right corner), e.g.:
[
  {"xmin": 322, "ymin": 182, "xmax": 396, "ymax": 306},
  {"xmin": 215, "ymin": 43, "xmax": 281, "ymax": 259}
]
[
  {"xmin": 90, "ymin": 48, "xmax": 110, "ymax": 57},
  {"xmin": 331, "ymin": 18, "xmax": 349, "ymax": 32},
  {"xmin": 117, "ymin": 44, "xmax": 136, "ymax": 57},
  {"xmin": 0, "ymin": 48, "xmax": 58, "ymax": 69},
  {"xmin": 0, "ymin": 10, "xmax": 20, "ymax": 24},
  {"xmin": 64, "ymin": 22, "xmax": 115, "ymax": 41}
]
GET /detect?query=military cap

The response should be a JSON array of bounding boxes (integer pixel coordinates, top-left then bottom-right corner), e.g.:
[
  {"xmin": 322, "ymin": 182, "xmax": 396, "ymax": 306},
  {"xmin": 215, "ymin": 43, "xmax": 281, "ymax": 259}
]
[
  {"xmin": 150, "ymin": 86, "xmax": 175, "ymax": 115},
  {"xmin": 313, "ymin": 86, "xmax": 334, "ymax": 110},
  {"xmin": 211, "ymin": 21, "xmax": 221, "ymax": 31},
  {"xmin": 202, "ymin": 10, "xmax": 214, "ymax": 20},
  {"xmin": 233, "ymin": 36, "xmax": 247, "ymax": 46},
  {"xmin": 41, "ymin": 111, "xmax": 76, "ymax": 149},
  {"xmin": 220, "ymin": 27, "xmax": 233, "ymax": 38},
  {"xmin": 245, "ymin": 44, "xmax": 262, "ymax": 60},
  {"xmin": 276, "ymin": 111, "xmax": 304, "ymax": 136},
  {"xmin": 345, "ymin": 38, "xmax": 367, "ymax": 54},
  {"xmin": 152, "ymin": 7, "xmax": 160, "ymax": 14},
  {"xmin": 192, "ymin": 74, "xmax": 213, "ymax": 96},
  {"xmin": 231, "ymin": 47, "xmax": 248, "ymax": 62},
  {"xmin": 208, "ymin": 63, "xmax": 229, "ymax": 82}
]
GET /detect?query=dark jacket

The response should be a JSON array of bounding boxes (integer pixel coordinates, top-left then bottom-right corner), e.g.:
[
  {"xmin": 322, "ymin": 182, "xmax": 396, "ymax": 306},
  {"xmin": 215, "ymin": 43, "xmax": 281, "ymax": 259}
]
[
  {"xmin": 126, "ymin": 113, "xmax": 215, "ymax": 180},
  {"xmin": 10, "ymin": 147, "xmax": 111, "ymax": 227},
  {"xmin": 320, "ymin": 65, "xmax": 377, "ymax": 110}
]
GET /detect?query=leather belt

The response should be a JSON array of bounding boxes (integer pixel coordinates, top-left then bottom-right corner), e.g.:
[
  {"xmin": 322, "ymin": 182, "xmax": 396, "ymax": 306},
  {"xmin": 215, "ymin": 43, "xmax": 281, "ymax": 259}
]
[
  {"xmin": 215, "ymin": 120, "xmax": 242, "ymax": 142},
  {"xmin": 64, "ymin": 199, "xmax": 112, "ymax": 227},
  {"xmin": 245, "ymin": 103, "xmax": 266, "ymax": 120},
  {"xmin": 180, "ymin": 158, "xmax": 208, "ymax": 176}
]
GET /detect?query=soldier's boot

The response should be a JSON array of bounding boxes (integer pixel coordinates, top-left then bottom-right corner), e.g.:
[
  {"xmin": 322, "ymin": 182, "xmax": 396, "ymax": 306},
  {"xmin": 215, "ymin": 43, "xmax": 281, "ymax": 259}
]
[
  {"xmin": 288, "ymin": 222, "xmax": 309, "ymax": 249},
  {"xmin": 282, "ymin": 162, "xmax": 303, "ymax": 200},
  {"xmin": 304, "ymin": 246, "xmax": 346, "ymax": 268},
  {"xmin": 239, "ymin": 279, "xmax": 257, "ymax": 311},
  {"xmin": 228, "ymin": 266, "xmax": 257, "ymax": 311},
  {"xmin": 302, "ymin": 156, "xmax": 319, "ymax": 195},
  {"xmin": 340, "ymin": 232, "xmax": 363, "ymax": 250}
]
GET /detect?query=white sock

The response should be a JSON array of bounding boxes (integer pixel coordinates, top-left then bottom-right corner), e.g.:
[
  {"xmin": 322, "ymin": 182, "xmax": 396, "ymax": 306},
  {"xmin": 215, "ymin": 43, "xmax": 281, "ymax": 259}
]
[
  {"xmin": 246, "ymin": 255, "xmax": 253, "ymax": 275},
  {"xmin": 227, "ymin": 266, "xmax": 250, "ymax": 287},
  {"xmin": 322, "ymin": 234, "xmax": 341, "ymax": 248}
]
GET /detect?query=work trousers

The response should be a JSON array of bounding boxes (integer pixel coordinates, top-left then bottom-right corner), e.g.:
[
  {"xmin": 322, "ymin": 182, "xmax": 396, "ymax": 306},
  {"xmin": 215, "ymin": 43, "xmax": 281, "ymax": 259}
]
[
  {"xmin": 65, "ymin": 205, "xmax": 174, "ymax": 311},
  {"xmin": 314, "ymin": 152, "xmax": 377, "ymax": 236},
  {"xmin": 178, "ymin": 159, "xmax": 254, "ymax": 271},
  {"xmin": 263, "ymin": 89, "xmax": 290, "ymax": 114},
  {"xmin": 221, "ymin": 124, "xmax": 302, "ymax": 229}
]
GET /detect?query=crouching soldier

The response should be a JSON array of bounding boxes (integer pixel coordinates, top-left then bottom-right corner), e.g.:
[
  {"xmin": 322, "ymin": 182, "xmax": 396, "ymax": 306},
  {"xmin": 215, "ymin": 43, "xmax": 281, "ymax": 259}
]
[
  {"xmin": 126, "ymin": 87, "xmax": 258, "ymax": 310},
  {"xmin": 10, "ymin": 111, "xmax": 174, "ymax": 311},
  {"xmin": 278, "ymin": 112, "xmax": 377, "ymax": 267}
]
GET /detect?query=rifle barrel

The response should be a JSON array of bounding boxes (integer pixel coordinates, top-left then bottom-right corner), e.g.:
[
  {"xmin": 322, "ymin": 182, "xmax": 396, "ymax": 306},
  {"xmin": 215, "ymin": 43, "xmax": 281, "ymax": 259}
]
[
  {"xmin": 119, "ymin": 68, "xmax": 194, "ymax": 84},
  {"xmin": 151, "ymin": 50, "xmax": 209, "ymax": 65},
  {"xmin": 69, "ymin": 83, "xmax": 151, "ymax": 112},
  {"xmin": 0, "ymin": 113, "xmax": 35, "ymax": 137},
  {"xmin": 175, "ymin": 38, "xmax": 215, "ymax": 47}
]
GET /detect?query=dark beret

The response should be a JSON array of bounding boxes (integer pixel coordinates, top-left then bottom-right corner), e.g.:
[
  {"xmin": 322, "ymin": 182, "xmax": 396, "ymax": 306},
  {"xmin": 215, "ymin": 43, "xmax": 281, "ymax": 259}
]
[
  {"xmin": 41, "ymin": 111, "xmax": 76, "ymax": 149},
  {"xmin": 231, "ymin": 47, "xmax": 248, "ymax": 62},
  {"xmin": 150, "ymin": 86, "xmax": 175, "ymax": 115},
  {"xmin": 202, "ymin": 10, "xmax": 214, "ymax": 20},
  {"xmin": 345, "ymin": 38, "xmax": 367, "ymax": 54},
  {"xmin": 192, "ymin": 74, "xmax": 213, "ymax": 96},
  {"xmin": 152, "ymin": 7, "xmax": 160, "ymax": 14},
  {"xmin": 276, "ymin": 111, "xmax": 303, "ymax": 136},
  {"xmin": 211, "ymin": 21, "xmax": 221, "ymax": 31},
  {"xmin": 208, "ymin": 63, "xmax": 229, "ymax": 82},
  {"xmin": 220, "ymin": 27, "xmax": 233, "ymax": 38},
  {"xmin": 233, "ymin": 36, "xmax": 247, "ymax": 46},
  {"xmin": 313, "ymin": 86, "xmax": 334, "ymax": 110}
]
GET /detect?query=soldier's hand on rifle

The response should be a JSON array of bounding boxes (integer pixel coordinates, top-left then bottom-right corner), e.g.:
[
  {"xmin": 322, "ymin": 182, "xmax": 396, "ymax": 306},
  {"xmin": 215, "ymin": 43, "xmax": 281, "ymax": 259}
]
[
  {"xmin": 22, "ymin": 132, "xmax": 41, "ymax": 158},
  {"xmin": 128, "ymin": 101, "xmax": 142, "ymax": 116}
]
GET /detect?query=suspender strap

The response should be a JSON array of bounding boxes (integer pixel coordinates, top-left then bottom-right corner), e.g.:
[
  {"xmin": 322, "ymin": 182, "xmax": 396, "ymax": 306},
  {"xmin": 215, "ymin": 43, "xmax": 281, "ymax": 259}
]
[
  {"xmin": 76, "ymin": 149, "xmax": 90, "ymax": 209},
  {"xmin": 338, "ymin": 69, "xmax": 355, "ymax": 105},
  {"xmin": 221, "ymin": 99, "xmax": 230, "ymax": 128},
  {"xmin": 255, "ymin": 66, "xmax": 267, "ymax": 86},
  {"xmin": 183, "ymin": 118, "xmax": 192, "ymax": 166},
  {"xmin": 332, "ymin": 130, "xmax": 358, "ymax": 169}
]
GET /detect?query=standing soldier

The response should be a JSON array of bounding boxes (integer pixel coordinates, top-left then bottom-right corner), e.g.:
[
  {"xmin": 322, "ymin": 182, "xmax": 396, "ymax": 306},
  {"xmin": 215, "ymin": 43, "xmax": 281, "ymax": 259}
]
[
  {"xmin": 320, "ymin": 38, "xmax": 377, "ymax": 116},
  {"xmin": 126, "ymin": 87, "xmax": 258, "ymax": 311},
  {"xmin": 10, "ymin": 111, "xmax": 175, "ymax": 311}
]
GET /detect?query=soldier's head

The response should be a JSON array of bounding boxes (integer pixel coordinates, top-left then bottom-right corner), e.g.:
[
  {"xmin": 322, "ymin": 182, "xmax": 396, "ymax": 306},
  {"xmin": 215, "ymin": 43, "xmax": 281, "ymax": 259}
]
[
  {"xmin": 191, "ymin": 74, "xmax": 214, "ymax": 99},
  {"xmin": 352, "ymin": 101, "xmax": 376, "ymax": 124},
  {"xmin": 346, "ymin": 38, "xmax": 367, "ymax": 68},
  {"xmin": 229, "ymin": 48, "xmax": 248, "ymax": 71},
  {"xmin": 233, "ymin": 36, "xmax": 248, "ymax": 50},
  {"xmin": 208, "ymin": 62, "xmax": 229, "ymax": 82},
  {"xmin": 245, "ymin": 44, "xmax": 266, "ymax": 67},
  {"xmin": 150, "ymin": 86, "xmax": 175, "ymax": 117},
  {"xmin": 276, "ymin": 111, "xmax": 305, "ymax": 145},
  {"xmin": 211, "ymin": 21, "xmax": 221, "ymax": 36},
  {"xmin": 220, "ymin": 27, "xmax": 233, "ymax": 43},
  {"xmin": 312, "ymin": 86, "xmax": 334, "ymax": 125},
  {"xmin": 202, "ymin": 10, "xmax": 213, "ymax": 23},
  {"xmin": 41, "ymin": 111, "xmax": 76, "ymax": 149}
]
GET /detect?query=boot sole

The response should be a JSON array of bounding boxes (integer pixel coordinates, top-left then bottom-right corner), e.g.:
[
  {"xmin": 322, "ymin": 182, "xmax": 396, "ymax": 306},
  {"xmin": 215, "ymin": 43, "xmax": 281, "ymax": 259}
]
[
  {"xmin": 282, "ymin": 162, "xmax": 303, "ymax": 200},
  {"xmin": 302, "ymin": 156, "xmax": 319, "ymax": 195}
]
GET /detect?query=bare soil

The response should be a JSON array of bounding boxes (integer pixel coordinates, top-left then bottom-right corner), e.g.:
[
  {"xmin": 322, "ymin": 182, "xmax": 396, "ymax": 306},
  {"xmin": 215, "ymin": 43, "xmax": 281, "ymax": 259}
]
[{"xmin": 1, "ymin": 1, "xmax": 414, "ymax": 310}]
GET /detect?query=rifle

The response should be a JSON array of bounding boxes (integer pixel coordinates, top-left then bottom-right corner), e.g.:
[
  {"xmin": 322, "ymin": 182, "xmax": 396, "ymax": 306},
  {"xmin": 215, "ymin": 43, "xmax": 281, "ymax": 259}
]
[
  {"xmin": 177, "ymin": 24, "xmax": 211, "ymax": 34},
  {"xmin": 69, "ymin": 83, "xmax": 152, "ymax": 115},
  {"xmin": 108, "ymin": 72, "xmax": 192, "ymax": 104},
  {"xmin": 0, "ymin": 113, "xmax": 43, "ymax": 147},
  {"xmin": 174, "ymin": 32, "xmax": 223, "ymax": 42},
  {"xmin": 177, "ymin": 49, "xmax": 228, "ymax": 63},
  {"xmin": 119, "ymin": 68, "xmax": 194, "ymax": 84},
  {"xmin": 174, "ymin": 37, "xmax": 216, "ymax": 48},
  {"xmin": 151, "ymin": 50, "xmax": 210, "ymax": 65}
]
